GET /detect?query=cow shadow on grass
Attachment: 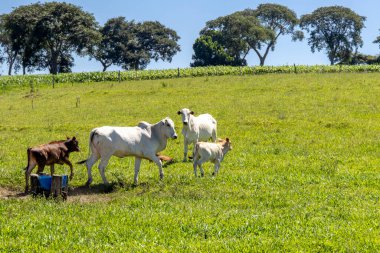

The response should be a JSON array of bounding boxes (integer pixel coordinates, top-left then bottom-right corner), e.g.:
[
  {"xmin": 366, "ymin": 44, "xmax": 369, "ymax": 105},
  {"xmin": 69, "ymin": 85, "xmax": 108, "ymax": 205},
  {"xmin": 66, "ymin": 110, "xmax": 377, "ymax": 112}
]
[{"xmin": 68, "ymin": 183, "xmax": 117, "ymax": 196}]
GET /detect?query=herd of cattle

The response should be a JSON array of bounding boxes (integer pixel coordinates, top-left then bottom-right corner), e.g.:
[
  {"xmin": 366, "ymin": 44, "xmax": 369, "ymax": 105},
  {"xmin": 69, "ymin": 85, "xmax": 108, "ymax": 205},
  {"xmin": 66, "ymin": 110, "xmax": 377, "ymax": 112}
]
[{"xmin": 24, "ymin": 108, "xmax": 232, "ymax": 193}]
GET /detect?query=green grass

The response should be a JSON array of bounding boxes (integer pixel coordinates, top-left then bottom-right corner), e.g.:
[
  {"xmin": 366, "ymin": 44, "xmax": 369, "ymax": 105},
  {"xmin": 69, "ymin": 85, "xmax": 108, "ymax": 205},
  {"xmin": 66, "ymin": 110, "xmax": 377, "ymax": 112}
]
[{"xmin": 0, "ymin": 73, "xmax": 379, "ymax": 252}]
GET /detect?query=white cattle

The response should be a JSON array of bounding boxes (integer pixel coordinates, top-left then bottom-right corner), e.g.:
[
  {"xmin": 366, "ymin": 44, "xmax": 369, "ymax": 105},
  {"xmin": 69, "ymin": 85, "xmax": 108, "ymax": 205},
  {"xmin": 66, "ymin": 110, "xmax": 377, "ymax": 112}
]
[
  {"xmin": 78, "ymin": 117, "xmax": 177, "ymax": 186},
  {"xmin": 193, "ymin": 138, "xmax": 232, "ymax": 177},
  {"xmin": 177, "ymin": 108, "xmax": 217, "ymax": 161}
]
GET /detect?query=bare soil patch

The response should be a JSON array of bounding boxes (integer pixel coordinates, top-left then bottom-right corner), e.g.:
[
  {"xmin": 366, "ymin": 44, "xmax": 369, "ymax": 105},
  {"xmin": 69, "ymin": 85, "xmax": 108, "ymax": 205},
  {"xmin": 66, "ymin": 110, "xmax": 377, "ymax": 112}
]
[{"xmin": 0, "ymin": 184, "xmax": 117, "ymax": 203}]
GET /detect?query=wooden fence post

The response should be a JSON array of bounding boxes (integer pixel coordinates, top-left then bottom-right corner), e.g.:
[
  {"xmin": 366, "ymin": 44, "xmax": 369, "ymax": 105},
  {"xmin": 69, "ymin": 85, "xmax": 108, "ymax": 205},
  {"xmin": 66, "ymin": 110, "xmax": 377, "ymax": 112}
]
[
  {"xmin": 294, "ymin": 64, "xmax": 297, "ymax": 74},
  {"xmin": 76, "ymin": 96, "xmax": 80, "ymax": 108},
  {"xmin": 177, "ymin": 67, "xmax": 180, "ymax": 78},
  {"xmin": 118, "ymin": 70, "xmax": 121, "ymax": 83}
]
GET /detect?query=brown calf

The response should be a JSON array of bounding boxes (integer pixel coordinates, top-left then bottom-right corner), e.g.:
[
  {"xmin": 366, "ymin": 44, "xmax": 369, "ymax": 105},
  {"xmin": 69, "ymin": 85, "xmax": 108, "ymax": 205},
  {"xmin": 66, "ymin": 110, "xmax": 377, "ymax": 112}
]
[{"xmin": 24, "ymin": 137, "xmax": 80, "ymax": 193}]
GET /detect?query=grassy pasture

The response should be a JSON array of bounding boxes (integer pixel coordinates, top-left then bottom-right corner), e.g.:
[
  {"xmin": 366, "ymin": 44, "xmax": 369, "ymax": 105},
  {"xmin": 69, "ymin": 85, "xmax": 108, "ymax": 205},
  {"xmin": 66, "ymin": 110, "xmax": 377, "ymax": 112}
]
[{"xmin": 0, "ymin": 73, "xmax": 379, "ymax": 252}]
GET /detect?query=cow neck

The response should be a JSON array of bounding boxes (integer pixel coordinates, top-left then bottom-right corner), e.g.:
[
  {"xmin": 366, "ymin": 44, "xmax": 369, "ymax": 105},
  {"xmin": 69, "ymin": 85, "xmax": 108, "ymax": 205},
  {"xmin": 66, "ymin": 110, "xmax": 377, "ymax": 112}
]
[{"xmin": 151, "ymin": 121, "xmax": 168, "ymax": 151}]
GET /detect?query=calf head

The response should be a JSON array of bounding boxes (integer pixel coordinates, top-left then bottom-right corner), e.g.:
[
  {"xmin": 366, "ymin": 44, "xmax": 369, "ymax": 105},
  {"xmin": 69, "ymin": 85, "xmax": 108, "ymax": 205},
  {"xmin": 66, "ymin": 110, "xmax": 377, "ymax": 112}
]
[
  {"xmin": 64, "ymin": 136, "xmax": 80, "ymax": 152},
  {"xmin": 177, "ymin": 108, "xmax": 194, "ymax": 126},
  {"xmin": 219, "ymin": 138, "xmax": 232, "ymax": 153},
  {"xmin": 161, "ymin": 117, "xmax": 178, "ymax": 139}
]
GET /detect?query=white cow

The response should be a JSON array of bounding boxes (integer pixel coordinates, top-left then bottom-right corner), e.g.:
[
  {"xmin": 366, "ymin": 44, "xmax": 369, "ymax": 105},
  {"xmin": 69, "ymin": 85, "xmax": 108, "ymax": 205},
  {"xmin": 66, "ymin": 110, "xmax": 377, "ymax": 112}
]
[
  {"xmin": 78, "ymin": 117, "xmax": 177, "ymax": 186},
  {"xmin": 193, "ymin": 138, "xmax": 232, "ymax": 177},
  {"xmin": 177, "ymin": 108, "xmax": 217, "ymax": 162}
]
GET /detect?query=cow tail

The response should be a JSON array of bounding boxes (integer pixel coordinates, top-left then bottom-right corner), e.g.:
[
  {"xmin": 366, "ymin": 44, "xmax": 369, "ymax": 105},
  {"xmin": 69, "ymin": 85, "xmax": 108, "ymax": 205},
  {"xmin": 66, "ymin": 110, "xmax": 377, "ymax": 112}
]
[
  {"xmin": 24, "ymin": 148, "xmax": 31, "ymax": 170},
  {"xmin": 77, "ymin": 130, "xmax": 97, "ymax": 165}
]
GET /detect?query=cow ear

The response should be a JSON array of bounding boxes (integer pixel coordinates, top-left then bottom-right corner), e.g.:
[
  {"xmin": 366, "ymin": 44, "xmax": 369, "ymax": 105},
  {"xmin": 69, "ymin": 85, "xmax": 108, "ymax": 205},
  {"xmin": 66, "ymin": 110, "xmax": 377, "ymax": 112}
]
[
  {"xmin": 72, "ymin": 136, "xmax": 76, "ymax": 140},
  {"xmin": 66, "ymin": 136, "xmax": 70, "ymax": 140},
  {"xmin": 226, "ymin": 138, "xmax": 229, "ymax": 142},
  {"xmin": 177, "ymin": 111, "xmax": 181, "ymax": 115},
  {"xmin": 190, "ymin": 111, "xmax": 194, "ymax": 115}
]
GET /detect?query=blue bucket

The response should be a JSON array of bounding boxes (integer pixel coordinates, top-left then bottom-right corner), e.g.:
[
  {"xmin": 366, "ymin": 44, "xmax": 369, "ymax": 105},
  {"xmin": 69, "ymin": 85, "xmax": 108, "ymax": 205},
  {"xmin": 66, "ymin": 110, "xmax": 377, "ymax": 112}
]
[{"xmin": 38, "ymin": 175, "xmax": 68, "ymax": 190}]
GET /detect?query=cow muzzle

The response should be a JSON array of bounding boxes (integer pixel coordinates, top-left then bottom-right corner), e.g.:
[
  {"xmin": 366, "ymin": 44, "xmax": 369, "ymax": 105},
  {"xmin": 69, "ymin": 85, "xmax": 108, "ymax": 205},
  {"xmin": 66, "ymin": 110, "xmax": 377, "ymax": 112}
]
[
  {"xmin": 172, "ymin": 134, "xmax": 178, "ymax": 139},
  {"xmin": 183, "ymin": 122, "xmax": 188, "ymax": 126}
]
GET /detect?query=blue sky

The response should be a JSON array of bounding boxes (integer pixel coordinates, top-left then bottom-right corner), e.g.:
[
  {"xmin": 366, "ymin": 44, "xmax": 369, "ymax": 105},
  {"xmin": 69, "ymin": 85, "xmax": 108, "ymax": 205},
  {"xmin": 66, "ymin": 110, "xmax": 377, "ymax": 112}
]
[{"xmin": 1, "ymin": 0, "xmax": 380, "ymax": 74}]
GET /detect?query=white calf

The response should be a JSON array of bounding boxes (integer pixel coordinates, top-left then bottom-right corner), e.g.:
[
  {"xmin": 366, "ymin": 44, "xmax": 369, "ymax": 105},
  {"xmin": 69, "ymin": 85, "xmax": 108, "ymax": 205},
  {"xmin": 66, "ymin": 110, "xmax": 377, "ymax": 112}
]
[
  {"xmin": 177, "ymin": 108, "xmax": 217, "ymax": 161},
  {"xmin": 193, "ymin": 138, "xmax": 232, "ymax": 177}
]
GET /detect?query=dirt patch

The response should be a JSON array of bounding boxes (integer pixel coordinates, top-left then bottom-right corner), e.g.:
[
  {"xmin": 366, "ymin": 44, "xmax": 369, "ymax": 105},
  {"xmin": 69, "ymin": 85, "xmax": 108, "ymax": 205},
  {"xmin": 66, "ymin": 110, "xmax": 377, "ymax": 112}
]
[
  {"xmin": 0, "ymin": 185, "xmax": 117, "ymax": 204},
  {"xmin": 0, "ymin": 187, "xmax": 28, "ymax": 200}
]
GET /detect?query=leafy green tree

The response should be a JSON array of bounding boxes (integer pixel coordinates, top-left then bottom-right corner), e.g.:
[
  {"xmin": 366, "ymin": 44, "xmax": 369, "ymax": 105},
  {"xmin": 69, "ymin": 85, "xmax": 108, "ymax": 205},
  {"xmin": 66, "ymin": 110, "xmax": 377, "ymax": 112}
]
[
  {"xmin": 89, "ymin": 17, "xmax": 131, "ymax": 72},
  {"xmin": 0, "ymin": 15, "xmax": 18, "ymax": 75},
  {"xmin": 32, "ymin": 2, "xmax": 100, "ymax": 74},
  {"xmin": 90, "ymin": 17, "xmax": 180, "ymax": 71},
  {"xmin": 250, "ymin": 4, "xmax": 303, "ymax": 66},
  {"xmin": 374, "ymin": 30, "xmax": 380, "ymax": 49},
  {"xmin": 191, "ymin": 34, "xmax": 245, "ymax": 67},
  {"xmin": 1, "ymin": 4, "xmax": 43, "ymax": 75},
  {"xmin": 195, "ymin": 12, "xmax": 267, "ymax": 67},
  {"xmin": 193, "ymin": 4, "xmax": 301, "ymax": 67},
  {"xmin": 300, "ymin": 6, "xmax": 366, "ymax": 65},
  {"xmin": 134, "ymin": 21, "xmax": 180, "ymax": 69}
]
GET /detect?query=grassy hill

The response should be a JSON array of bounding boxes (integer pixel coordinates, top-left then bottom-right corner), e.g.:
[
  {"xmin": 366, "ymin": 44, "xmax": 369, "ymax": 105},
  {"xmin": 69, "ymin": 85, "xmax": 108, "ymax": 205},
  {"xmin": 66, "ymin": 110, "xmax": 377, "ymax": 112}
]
[{"xmin": 0, "ymin": 73, "xmax": 379, "ymax": 251}]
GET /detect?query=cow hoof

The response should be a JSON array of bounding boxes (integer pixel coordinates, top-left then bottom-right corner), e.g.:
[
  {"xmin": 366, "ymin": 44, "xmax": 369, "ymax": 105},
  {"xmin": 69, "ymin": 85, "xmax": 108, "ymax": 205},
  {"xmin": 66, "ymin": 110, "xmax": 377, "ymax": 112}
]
[
  {"xmin": 159, "ymin": 174, "xmax": 164, "ymax": 180},
  {"xmin": 69, "ymin": 174, "xmax": 74, "ymax": 180}
]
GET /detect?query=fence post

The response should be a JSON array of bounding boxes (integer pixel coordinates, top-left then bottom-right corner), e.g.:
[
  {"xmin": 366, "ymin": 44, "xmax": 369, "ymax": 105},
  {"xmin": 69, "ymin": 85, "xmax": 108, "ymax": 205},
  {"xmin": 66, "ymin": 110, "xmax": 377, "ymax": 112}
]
[
  {"xmin": 118, "ymin": 70, "xmax": 121, "ymax": 83},
  {"xmin": 294, "ymin": 64, "xmax": 297, "ymax": 74},
  {"xmin": 76, "ymin": 96, "xmax": 80, "ymax": 108},
  {"xmin": 177, "ymin": 67, "xmax": 180, "ymax": 78},
  {"xmin": 52, "ymin": 75, "xmax": 55, "ymax": 88}
]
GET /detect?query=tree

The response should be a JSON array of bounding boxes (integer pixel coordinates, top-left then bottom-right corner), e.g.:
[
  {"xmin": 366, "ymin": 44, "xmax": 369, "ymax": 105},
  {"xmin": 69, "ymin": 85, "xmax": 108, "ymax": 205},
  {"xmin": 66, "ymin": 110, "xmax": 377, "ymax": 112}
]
[
  {"xmin": 89, "ymin": 17, "xmax": 129, "ymax": 72},
  {"xmin": 192, "ymin": 4, "xmax": 301, "ymax": 67},
  {"xmin": 135, "ymin": 21, "xmax": 180, "ymax": 69},
  {"xmin": 0, "ymin": 15, "xmax": 18, "ymax": 75},
  {"xmin": 300, "ymin": 6, "xmax": 366, "ymax": 65},
  {"xmin": 1, "ymin": 4, "xmax": 43, "ymax": 75},
  {"xmin": 90, "ymin": 17, "xmax": 180, "ymax": 71},
  {"xmin": 250, "ymin": 4, "xmax": 303, "ymax": 66},
  {"xmin": 191, "ymin": 34, "xmax": 244, "ymax": 67},
  {"xmin": 374, "ymin": 30, "xmax": 380, "ymax": 48},
  {"xmin": 194, "ymin": 11, "xmax": 268, "ymax": 67},
  {"xmin": 32, "ymin": 2, "xmax": 100, "ymax": 74}
]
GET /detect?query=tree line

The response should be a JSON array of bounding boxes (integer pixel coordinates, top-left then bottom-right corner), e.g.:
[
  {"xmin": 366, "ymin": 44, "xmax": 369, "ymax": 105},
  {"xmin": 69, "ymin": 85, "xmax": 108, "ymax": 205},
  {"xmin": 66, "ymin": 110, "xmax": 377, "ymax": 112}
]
[
  {"xmin": 192, "ymin": 4, "xmax": 380, "ymax": 67},
  {"xmin": 0, "ymin": 2, "xmax": 180, "ymax": 75},
  {"xmin": 0, "ymin": 2, "xmax": 380, "ymax": 75}
]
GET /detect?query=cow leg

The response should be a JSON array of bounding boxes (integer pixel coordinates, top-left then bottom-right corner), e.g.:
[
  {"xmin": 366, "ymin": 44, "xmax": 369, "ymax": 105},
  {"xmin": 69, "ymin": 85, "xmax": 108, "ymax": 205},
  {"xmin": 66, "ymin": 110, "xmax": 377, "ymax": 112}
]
[
  {"xmin": 199, "ymin": 164, "xmax": 205, "ymax": 177},
  {"xmin": 133, "ymin": 157, "xmax": 142, "ymax": 185},
  {"xmin": 85, "ymin": 153, "xmax": 99, "ymax": 187},
  {"xmin": 98, "ymin": 154, "xmax": 111, "ymax": 185},
  {"xmin": 62, "ymin": 159, "xmax": 74, "ymax": 180},
  {"xmin": 183, "ymin": 138, "xmax": 189, "ymax": 162},
  {"xmin": 190, "ymin": 141, "xmax": 197, "ymax": 160},
  {"xmin": 212, "ymin": 161, "xmax": 221, "ymax": 176},
  {"xmin": 25, "ymin": 162, "xmax": 37, "ymax": 193},
  {"xmin": 193, "ymin": 160, "xmax": 198, "ymax": 177},
  {"xmin": 196, "ymin": 157, "xmax": 207, "ymax": 177},
  {"xmin": 50, "ymin": 164, "xmax": 55, "ymax": 176},
  {"xmin": 150, "ymin": 155, "xmax": 164, "ymax": 181},
  {"xmin": 212, "ymin": 129, "xmax": 217, "ymax": 142}
]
